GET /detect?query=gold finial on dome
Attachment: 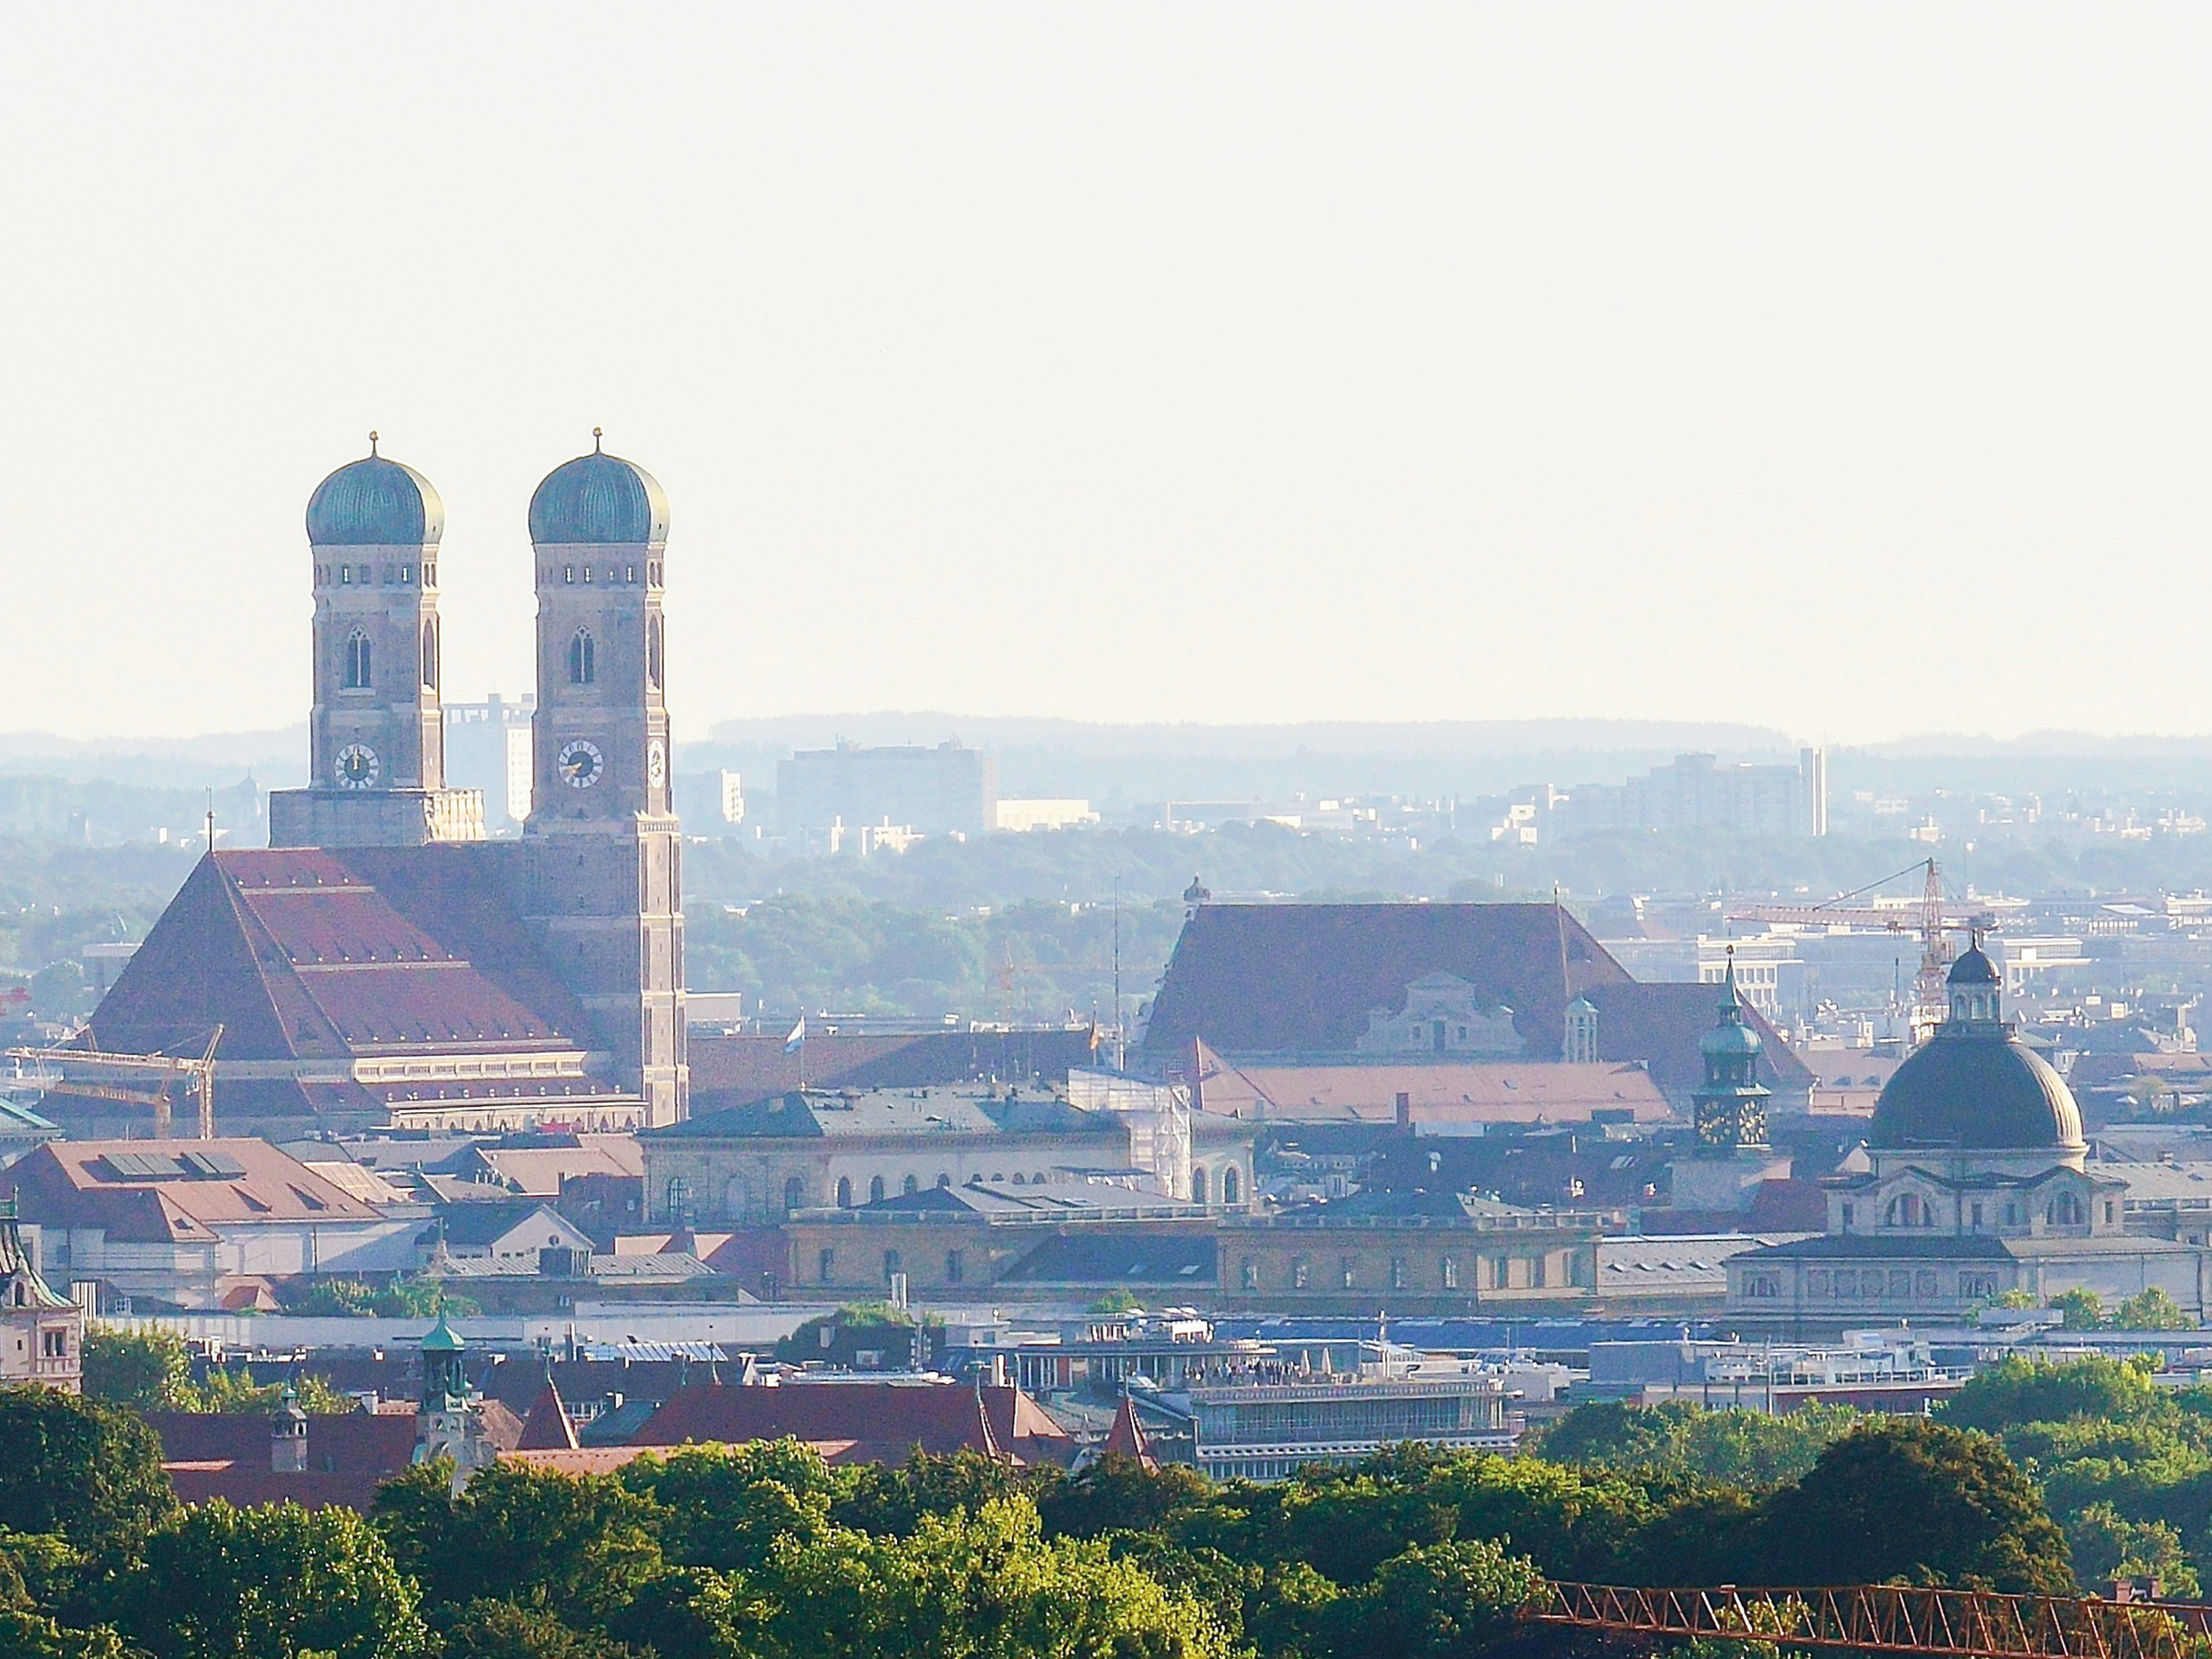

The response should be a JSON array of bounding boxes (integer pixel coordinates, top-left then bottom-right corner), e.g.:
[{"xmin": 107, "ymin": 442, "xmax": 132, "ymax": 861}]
[
  {"xmin": 592, "ymin": 427, "xmax": 603, "ymax": 454},
  {"xmin": 368, "ymin": 429, "xmax": 379, "ymax": 457}
]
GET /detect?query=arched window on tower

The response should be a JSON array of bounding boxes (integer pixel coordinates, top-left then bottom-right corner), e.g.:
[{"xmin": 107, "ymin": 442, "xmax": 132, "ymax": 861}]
[
  {"xmin": 343, "ymin": 630, "xmax": 372, "ymax": 690},
  {"xmin": 647, "ymin": 616, "xmax": 664, "ymax": 690},
  {"xmin": 421, "ymin": 620, "xmax": 439, "ymax": 690},
  {"xmin": 569, "ymin": 628, "xmax": 596, "ymax": 685}
]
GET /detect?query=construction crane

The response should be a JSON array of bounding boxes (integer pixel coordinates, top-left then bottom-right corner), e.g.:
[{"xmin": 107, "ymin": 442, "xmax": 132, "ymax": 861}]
[
  {"xmin": 3, "ymin": 1027, "xmax": 223, "ymax": 1140},
  {"xmin": 1725, "ymin": 859, "xmax": 1959, "ymax": 1044}
]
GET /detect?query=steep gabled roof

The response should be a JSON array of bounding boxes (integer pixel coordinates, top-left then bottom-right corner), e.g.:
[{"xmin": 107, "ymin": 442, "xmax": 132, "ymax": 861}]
[
  {"xmin": 518, "ymin": 1377, "xmax": 582, "ymax": 1451},
  {"xmin": 85, "ymin": 849, "xmax": 593, "ymax": 1064},
  {"xmin": 1141, "ymin": 902, "xmax": 1630, "ymax": 1058}
]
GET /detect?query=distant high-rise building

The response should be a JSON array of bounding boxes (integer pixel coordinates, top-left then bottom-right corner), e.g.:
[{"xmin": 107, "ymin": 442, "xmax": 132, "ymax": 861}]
[
  {"xmin": 1557, "ymin": 749, "xmax": 1826, "ymax": 839},
  {"xmin": 444, "ymin": 695, "xmax": 536, "ymax": 830},
  {"xmin": 777, "ymin": 741, "xmax": 998, "ymax": 840}
]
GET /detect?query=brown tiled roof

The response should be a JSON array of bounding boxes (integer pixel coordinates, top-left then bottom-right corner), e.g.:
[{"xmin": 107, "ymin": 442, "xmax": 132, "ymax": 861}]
[
  {"xmin": 1100, "ymin": 1396, "xmax": 1155, "ymax": 1469},
  {"xmin": 517, "ymin": 1379, "xmax": 581, "ymax": 1451},
  {"xmin": 81, "ymin": 848, "xmax": 594, "ymax": 1065},
  {"xmin": 1199, "ymin": 1055, "xmax": 1673, "ymax": 1124},
  {"xmin": 632, "ymin": 1380, "xmax": 1067, "ymax": 1465},
  {"xmin": 1141, "ymin": 902, "xmax": 1629, "ymax": 1058},
  {"xmin": 688, "ymin": 1029, "xmax": 1096, "ymax": 1112},
  {"xmin": 150, "ymin": 1411, "xmax": 418, "ymax": 1512},
  {"xmin": 3, "ymin": 1140, "xmax": 385, "ymax": 1236}
]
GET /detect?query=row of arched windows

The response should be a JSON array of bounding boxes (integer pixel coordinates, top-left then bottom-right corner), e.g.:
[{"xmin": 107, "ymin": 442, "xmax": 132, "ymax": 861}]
[
  {"xmin": 1191, "ymin": 1166, "xmax": 1242, "ymax": 1205},
  {"xmin": 336, "ymin": 622, "xmax": 440, "ymax": 692},
  {"xmin": 561, "ymin": 624, "xmax": 664, "ymax": 691}
]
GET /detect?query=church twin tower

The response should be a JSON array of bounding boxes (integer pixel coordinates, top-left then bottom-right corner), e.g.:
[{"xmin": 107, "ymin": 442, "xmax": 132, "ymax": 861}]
[{"xmin": 267, "ymin": 436, "xmax": 687, "ymax": 1125}]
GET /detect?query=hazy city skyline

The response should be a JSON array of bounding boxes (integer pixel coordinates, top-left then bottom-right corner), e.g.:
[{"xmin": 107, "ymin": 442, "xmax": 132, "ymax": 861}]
[{"xmin": 3, "ymin": 7, "xmax": 2209, "ymax": 742}]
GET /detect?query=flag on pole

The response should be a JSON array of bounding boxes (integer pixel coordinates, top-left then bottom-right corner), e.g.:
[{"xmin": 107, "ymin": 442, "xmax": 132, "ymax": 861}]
[{"xmin": 784, "ymin": 1016, "xmax": 807, "ymax": 1053}]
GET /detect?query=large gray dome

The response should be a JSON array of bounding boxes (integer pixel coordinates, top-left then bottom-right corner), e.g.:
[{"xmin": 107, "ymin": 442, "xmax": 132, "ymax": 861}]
[
  {"xmin": 529, "ymin": 448, "xmax": 668, "ymax": 545},
  {"xmin": 1869, "ymin": 1028, "xmax": 2084, "ymax": 1152},
  {"xmin": 307, "ymin": 455, "xmax": 443, "ymax": 547}
]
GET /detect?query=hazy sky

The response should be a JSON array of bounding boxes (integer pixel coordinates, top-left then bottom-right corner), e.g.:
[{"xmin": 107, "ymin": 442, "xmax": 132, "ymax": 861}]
[{"xmin": 1, "ymin": 6, "xmax": 2208, "ymax": 744}]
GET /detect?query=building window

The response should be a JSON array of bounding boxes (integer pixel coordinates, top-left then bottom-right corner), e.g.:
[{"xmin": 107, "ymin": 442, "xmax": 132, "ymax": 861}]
[
  {"xmin": 1532, "ymin": 1254, "xmax": 1547, "ymax": 1289},
  {"xmin": 869, "ymin": 1175, "xmax": 886, "ymax": 1205},
  {"xmin": 1491, "ymin": 1255, "xmax": 1511, "ymax": 1291},
  {"xmin": 884, "ymin": 1249, "xmax": 901, "ymax": 1281},
  {"xmin": 340, "ymin": 565, "xmax": 353, "ymax": 584},
  {"xmin": 1292, "ymin": 1257, "xmax": 1310, "ymax": 1290},
  {"xmin": 41, "ymin": 1329, "xmax": 66, "ymax": 1357},
  {"xmin": 1192, "ymin": 1166, "xmax": 1208, "ymax": 1204},
  {"xmin": 1340, "ymin": 1256, "xmax": 1356, "ymax": 1289},
  {"xmin": 422, "ymin": 620, "xmax": 439, "ymax": 690},
  {"xmin": 1441, "ymin": 1257, "xmax": 1459, "ymax": 1290},
  {"xmin": 1840, "ymin": 1203, "xmax": 1854, "ymax": 1230},
  {"xmin": 902, "ymin": 1174, "xmax": 918, "ymax": 1195},
  {"xmin": 946, "ymin": 1249, "xmax": 964, "ymax": 1283},
  {"xmin": 818, "ymin": 1248, "xmax": 836, "ymax": 1284},
  {"xmin": 836, "ymin": 1177, "xmax": 852, "ymax": 1208},
  {"xmin": 1223, "ymin": 1166, "xmax": 1240, "ymax": 1205},
  {"xmin": 1744, "ymin": 1273, "xmax": 1779, "ymax": 1300},
  {"xmin": 2050, "ymin": 1192, "xmax": 2082, "ymax": 1227},
  {"xmin": 1837, "ymin": 1270, "xmax": 1859, "ymax": 1299},
  {"xmin": 1888, "ymin": 1268, "xmax": 1911, "ymax": 1298},
  {"xmin": 647, "ymin": 616, "xmax": 664, "ymax": 689},
  {"xmin": 664, "ymin": 1177, "xmax": 687, "ymax": 1222},
  {"xmin": 401, "ymin": 563, "xmax": 413, "ymax": 583},
  {"xmin": 1807, "ymin": 1269, "xmax": 1831, "ymax": 1295},
  {"xmin": 564, "ymin": 565, "xmax": 575, "ymax": 584},
  {"xmin": 1915, "ymin": 1269, "xmax": 1938, "ymax": 1297},
  {"xmin": 2005, "ymin": 1203, "xmax": 2019, "ymax": 1227},
  {"xmin": 1391, "ymin": 1255, "xmax": 1408, "ymax": 1290},
  {"xmin": 1241, "ymin": 1257, "xmax": 1259, "ymax": 1291},
  {"xmin": 569, "ymin": 628, "xmax": 596, "ymax": 684},
  {"xmin": 343, "ymin": 630, "xmax": 372, "ymax": 690},
  {"xmin": 1970, "ymin": 1203, "xmax": 1983, "ymax": 1229},
  {"xmin": 783, "ymin": 1176, "xmax": 805, "ymax": 1214},
  {"xmin": 1961, "ymin": 1271, "xmax": 1999, "ymax": 1300}
]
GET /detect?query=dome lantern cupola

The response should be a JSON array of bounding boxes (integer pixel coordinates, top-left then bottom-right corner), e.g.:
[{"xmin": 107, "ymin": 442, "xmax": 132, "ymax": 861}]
[
  {"xmin": 1947, "ymin": 931, "xmax": 2004, "ymax": 1029},
  {"xmin": 1868, "ymin": 925, "xmax": 2086, "ymax": 1156}
]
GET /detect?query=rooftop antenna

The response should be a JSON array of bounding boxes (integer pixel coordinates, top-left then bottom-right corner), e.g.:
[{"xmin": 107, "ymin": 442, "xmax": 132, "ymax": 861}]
[
  {"xmin": 204, "ymin": 793, "xmax": 215, "ymax": 858},
  {"xmin": 592, "ymin": 426, "xmax": 603, "ymax": 454},
  {"xmin": 367, "ymin": 429, "xmax": 379, "ymax": 457}
]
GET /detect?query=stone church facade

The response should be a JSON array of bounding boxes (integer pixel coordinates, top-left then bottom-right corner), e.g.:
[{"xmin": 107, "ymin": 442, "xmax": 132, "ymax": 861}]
[{"xmin": 50, "ymin": 440, "xmax": 689, "ymax": 1135}]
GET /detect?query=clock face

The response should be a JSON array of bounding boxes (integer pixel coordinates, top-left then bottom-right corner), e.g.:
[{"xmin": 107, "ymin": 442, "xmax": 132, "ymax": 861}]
[
  {"xmin": 646, "ymin": 739, "xmax": 667, "ymax": 791},
  {"xmin": 334, "ymin": 744, "xmax": 380, "ymax": 790},
  {"xmin": 558, "ymin": 739, "xmax": 605, "ymax": 790}
]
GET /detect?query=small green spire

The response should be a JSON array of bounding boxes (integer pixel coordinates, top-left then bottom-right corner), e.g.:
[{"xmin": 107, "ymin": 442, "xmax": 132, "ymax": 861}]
[{"xmin": 421, "ymin": 1309, "xmax": 465, "ymax": 1352}]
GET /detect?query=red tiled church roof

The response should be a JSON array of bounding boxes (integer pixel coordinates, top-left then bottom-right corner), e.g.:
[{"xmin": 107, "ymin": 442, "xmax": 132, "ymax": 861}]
[
  {"xmin": 88, "ymin": 849, "xmax": 592, "ymax": 1064},
  {"xmin": 1140, "ymin": 902, "xmax": 1630, "ymax": 1059}
]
